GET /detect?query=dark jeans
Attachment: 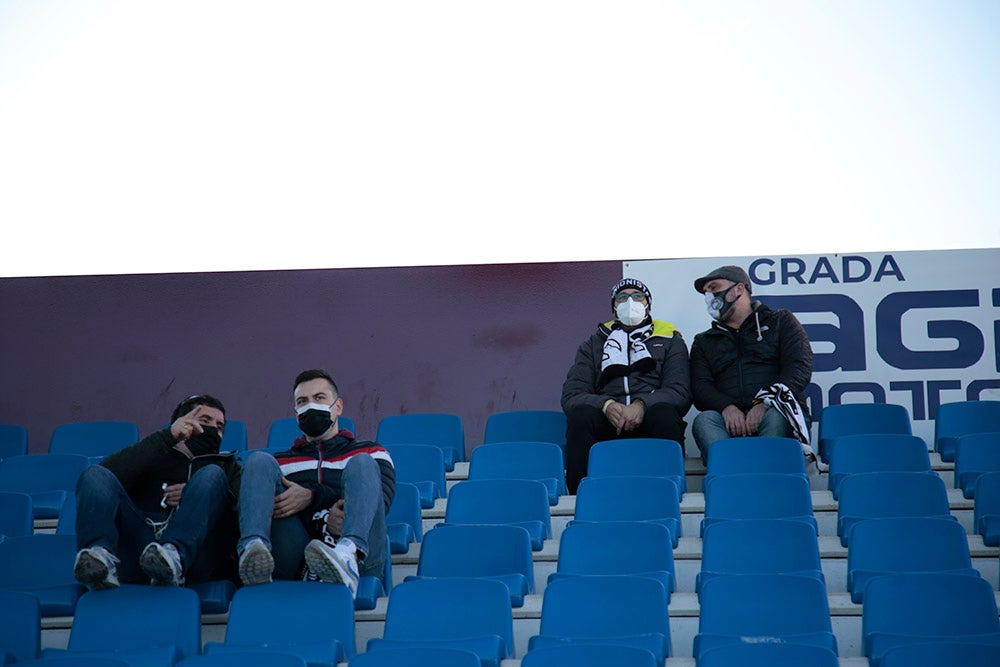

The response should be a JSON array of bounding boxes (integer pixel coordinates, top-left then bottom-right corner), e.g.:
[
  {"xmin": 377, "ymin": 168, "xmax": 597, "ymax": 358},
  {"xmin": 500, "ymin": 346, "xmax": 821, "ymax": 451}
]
[
  {"xmin": 75, "ymin": 464, "xmax": 238, "ymax": 584},
  {"xmin": 564, "ymin": 402, "xmax": 686, "ymax": 494}
]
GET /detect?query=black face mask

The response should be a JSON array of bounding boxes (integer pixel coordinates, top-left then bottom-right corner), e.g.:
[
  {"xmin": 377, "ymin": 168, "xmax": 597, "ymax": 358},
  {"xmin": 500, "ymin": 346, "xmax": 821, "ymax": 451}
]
[
  {"xmin": 297, "ymin": 407, "xmax": 334, "ymax": 438},
  {"xmin": 186, "ymin": 425, "xmax": 222, "ymax": 456},
  {"xmin": 707, "ymin": 283, "xmax": 739, "ymax": 322}
]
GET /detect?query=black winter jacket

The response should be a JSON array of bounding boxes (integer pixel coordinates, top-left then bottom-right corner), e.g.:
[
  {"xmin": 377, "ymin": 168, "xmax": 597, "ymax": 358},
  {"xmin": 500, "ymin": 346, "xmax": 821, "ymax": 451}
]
[{"xmin": 690, "ymin": 302, "xmax": 813, "ymax": 417}]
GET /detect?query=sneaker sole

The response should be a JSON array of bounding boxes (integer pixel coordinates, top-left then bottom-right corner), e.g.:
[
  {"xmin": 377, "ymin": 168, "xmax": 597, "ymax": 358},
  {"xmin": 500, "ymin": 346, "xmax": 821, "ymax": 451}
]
[
  {"xmin": 74, "ymin": 551, "xmax": 119, "ymax": 590},
  {"xmin": 239, "ymin": 544, "xmax": 275, "ymax": 586},
  {"xmin": 304, "ymin": 541, "xmax": 358, "ymax": 593},
  {"xmin": 140, "ymin": 545, "xmax": 183, "ymax": 586}
]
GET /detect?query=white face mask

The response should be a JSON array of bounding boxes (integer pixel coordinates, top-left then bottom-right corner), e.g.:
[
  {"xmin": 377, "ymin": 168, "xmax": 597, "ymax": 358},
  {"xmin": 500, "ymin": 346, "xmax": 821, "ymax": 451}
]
[{"xmin": 615, "ymin": 299, "xmax": 647, "ymax": 327}]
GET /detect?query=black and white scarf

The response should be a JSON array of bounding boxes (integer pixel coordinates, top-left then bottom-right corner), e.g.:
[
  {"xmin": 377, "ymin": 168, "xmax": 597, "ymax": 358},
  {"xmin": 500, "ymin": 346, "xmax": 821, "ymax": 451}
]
[
  {"xmin": 755, "ymin": 382, "xmax": 827, "ymax": 472},
  {"xmin": 600, "ymin": 323, "xmax": 654, "ymax": 384}
]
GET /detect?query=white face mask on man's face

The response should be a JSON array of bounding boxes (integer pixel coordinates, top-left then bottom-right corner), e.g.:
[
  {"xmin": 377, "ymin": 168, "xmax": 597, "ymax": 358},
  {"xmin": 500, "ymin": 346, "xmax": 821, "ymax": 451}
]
[{"xmin": 616, "ymin": 299, "xmax": 647, "ymax": 327}]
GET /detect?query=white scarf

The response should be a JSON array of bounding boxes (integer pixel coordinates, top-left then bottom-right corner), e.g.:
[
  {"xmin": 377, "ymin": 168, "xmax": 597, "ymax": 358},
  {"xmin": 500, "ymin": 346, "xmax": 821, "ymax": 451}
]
[
  {"xmin": 600, "ymin": 323, "xmax": 653, "ymax": 381},
  {"xmin": 755, "ymin": 382, "xmax": 828, "ymax": 472}
]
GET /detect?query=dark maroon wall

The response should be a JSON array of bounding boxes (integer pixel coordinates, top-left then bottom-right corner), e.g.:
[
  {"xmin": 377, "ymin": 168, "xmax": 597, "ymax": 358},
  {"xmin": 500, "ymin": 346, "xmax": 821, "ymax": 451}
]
[{"xmin": 0, "ymin": 261, "xmax": 621, "ymax": 454}]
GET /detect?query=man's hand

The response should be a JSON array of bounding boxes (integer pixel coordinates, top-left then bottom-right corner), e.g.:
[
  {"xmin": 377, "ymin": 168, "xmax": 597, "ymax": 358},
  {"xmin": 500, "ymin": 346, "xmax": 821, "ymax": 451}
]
[
  {"xmin": 722, "ymin": 404, "xmax": 749, "ymax": 437},
  {"xmin": 326, "ymin": 499, "xmax": 345, "ymax": 538},
  {"xmin": 604, "ymin": 402, "xmax": 628, "ymax": 435},
  {"xmin": 170, "ymin": 405, "xmax": 207, "ymax": 442},
  {"xmin": 272, "ymin": 477, "xmax": 313, "ymax": 519},
  {"xmin": 745, "ymin": 402, "xmax": 769, "ymax": 435},
  {"xmin": 162, "ymin": 483, "xmax": 185, "ymax": 508},
  {"xmin": 620, "ymin": 401, "xmax": 645, "ymax": 432}
]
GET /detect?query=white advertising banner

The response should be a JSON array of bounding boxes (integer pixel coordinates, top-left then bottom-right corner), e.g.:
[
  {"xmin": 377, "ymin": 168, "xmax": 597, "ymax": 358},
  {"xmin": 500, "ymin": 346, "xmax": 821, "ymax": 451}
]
[{"xmin": 625, "ymin": 248, "xmax": 1000, "ymax": 449}]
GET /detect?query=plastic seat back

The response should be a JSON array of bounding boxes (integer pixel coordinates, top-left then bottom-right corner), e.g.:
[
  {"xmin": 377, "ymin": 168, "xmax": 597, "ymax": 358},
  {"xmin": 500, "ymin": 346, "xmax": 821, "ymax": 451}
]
[
  {"xmin": 837, "ymin": 471, "xmax": 953, "ymax": 547},
  {"xmin": 955, "ymin": 432, "xmax": 1000, "ymax": 498},
  {"xmin": 698, "ymin": 519, "xmax": 822, "ymax": 594},
  {"xmin": 695, "ymin": 574, "xmax": 836, "ymax": 661},
  {"xmin": 377, "ymin": 414, "xmax": 465, "ymax": 471},
  {"xmin": 973, "ymin": 471, "xmax": 1000, "ymax": 546},
  {"xmin": 847, "ymin": 517, "xmax": 978, "ymax": 603},
  {"xmin": 0, "ymin": 453, "xmax": 90, "ymax": 519},
  {"xmin": 443, "ymin": 479, "xmax": 551, "ymax": 550},
  {"xmin": 177, "ymin": 653, "xmax": 306, "ymax": 667},
  {"xmin": 862, "ymin": 573, "xmax": 1000, "ymax": 665},
  {"xmin": 935, "ymin": 400, "xmax": 1000, "ymax": 462},
  {"xmin": 0, "ymin": 590, "xmax": 40, "ymax": 663},
  {"xmin": 386, "ymin": 444, "xmax": 447, "ymax": 508},
  {"xmin": 0, "ymin": 424, "xmax": 28, "ymax": 460},
  {"xmin": 827, "ymin": 434, "xmax": 931, "ymax": 499},
  {"xmin": 818, "ymin": 403, "xmax": 912, "ymax": 463},
  {"xmin": 587, "ymin": 438, "xmax": 686, "ymax": 496},
  {"xmin": 880, "ymin": 641, "xmax": 1000, "ymax": 667},
  {"xmin": 573, "ymin": 476, "xmax": 680, "ymax": 547},
  {"xmin": 698, "ymin": 643, "xmax": 839, "ymax": 667},
  {"xmin": 469, "ymin": 442, "xmax": 566, "ymax": 504},
  {"xmin": 483, "ymin": 410, "xmax": 566, "ymax": 450},
  {"xmin": 49, "ymin": 421, "xmax": 140, "ymax": 459},
  {"xmin": 0, "ymin": 534, "xmax": 85, "ymax": 616},
  {"xmin": 701, "ymin": 473, "xmax": 815, "ymax": 536},
  {"xmin": 349, "ymin": 647, "xmax": 481, "ymax": 667},
  {"xmin": 520, "ymin": 644, "xmax": 657, "ymax": 667},
  {"xmin": 266, "ymin": 416, "xmax": 356, "ymax": 450},
  {"xmin": 0, "ymin": 491, "xmax": 33, "ymax": 538},
  {"xmin": 550, "ymin": 521, "xmax": 674, "ymax": 597},
  {"xmin": 386, "ymin": 482, "xmax": 423, "ymax": 554},
  {"xmin": 704, "ymin": 436, "xmax": 806, "ymax": 487},
  {"xmin": 410, "ymin": 524, "xmax": 534, "ymax": 606}
]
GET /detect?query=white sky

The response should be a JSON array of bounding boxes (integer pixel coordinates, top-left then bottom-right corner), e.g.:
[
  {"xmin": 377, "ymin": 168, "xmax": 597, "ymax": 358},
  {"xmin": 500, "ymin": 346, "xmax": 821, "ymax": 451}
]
[{"xmin": 1, "ymin": 0, "xmax": 998, "ymax": 278}]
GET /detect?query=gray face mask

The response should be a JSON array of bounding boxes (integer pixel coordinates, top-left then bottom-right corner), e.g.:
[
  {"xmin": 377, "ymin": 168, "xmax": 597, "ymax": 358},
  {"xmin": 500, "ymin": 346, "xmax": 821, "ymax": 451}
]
[{"xmin": 705, "ymin": 284, "xmax": 738, "ymax": 321}]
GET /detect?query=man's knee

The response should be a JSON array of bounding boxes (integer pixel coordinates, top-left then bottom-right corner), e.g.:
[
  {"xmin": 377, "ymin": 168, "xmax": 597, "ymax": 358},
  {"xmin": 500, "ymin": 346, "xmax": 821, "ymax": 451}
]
[
  {"xmin": 244, "ymin": 450, "xmax": 280, "ymax": 473},
  {"xmin": 566, "ymin": 405, "xmax": 606, "ymax": 431},
  {"xmin": 187, "ymin": 464, "xmax": 228, "ymax": 493},
  {"xmin": 344, "ymin": 453, "xmax": 379, "ymax": 481},
  {"xmin": 77, "ymin": 464, "xmax": 119, "ymax": 494}
]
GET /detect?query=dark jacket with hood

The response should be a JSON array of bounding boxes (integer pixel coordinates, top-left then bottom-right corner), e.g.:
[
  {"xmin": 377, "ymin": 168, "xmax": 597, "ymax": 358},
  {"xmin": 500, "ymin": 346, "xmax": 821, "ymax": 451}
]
[{"xmin": 690, "ymin": 301, "xmax": 813, "ymax": 417}]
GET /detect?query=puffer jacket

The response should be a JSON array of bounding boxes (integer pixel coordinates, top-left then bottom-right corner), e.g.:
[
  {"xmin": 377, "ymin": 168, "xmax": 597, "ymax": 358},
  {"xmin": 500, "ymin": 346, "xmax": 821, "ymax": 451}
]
[
  {"xmin": 690, "ymin": 301, "xmax": 813, "ymax": 416},
  {"xmin": 561, "ymin": 319, "xmax": 692, "ymax": 414}
]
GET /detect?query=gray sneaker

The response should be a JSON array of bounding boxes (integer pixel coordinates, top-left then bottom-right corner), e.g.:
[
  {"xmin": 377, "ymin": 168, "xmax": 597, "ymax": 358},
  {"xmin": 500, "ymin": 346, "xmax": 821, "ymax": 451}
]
[
  {"xmin": 74, "ymin": 546, "xmax": 120, "ymax": 590},
  {"xmin": 140, "ymin": 542, "xmax": 185, "ymax": 586},
  {"xmin": 238, "ymin": 538, "xmax": 274, "ymax": 586},
  {"xmin": 304, "ymin": 539, "xmax": 359, "ymax": 598}
]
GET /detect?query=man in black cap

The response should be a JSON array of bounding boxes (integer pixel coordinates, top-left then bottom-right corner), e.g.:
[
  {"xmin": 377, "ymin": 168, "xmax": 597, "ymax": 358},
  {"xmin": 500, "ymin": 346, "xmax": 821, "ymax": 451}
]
[
  {"xmin": 561, "ymin": 278, "xmax": 691, "ymax": 493},
  {"xmin": 689, "ymin": 265, "xmax": 813, "ymax": 464}
]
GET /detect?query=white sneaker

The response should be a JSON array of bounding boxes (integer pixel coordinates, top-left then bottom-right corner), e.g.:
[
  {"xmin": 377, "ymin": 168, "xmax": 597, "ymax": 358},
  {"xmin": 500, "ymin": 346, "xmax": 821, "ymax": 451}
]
[
  {"xmin": 304, "ymin": 539, "xmax": 359, "ymax": 598},
  {"xmin": 140, "ymin": 542, "xmax": 185, "ymax": 586},
  {"xmin": 74, "ymin": 546, "xmax": 120, "ymax": 590},
  {"xmin": 238, "ymin": 538, "xmax": 274, "ymax": 586}
]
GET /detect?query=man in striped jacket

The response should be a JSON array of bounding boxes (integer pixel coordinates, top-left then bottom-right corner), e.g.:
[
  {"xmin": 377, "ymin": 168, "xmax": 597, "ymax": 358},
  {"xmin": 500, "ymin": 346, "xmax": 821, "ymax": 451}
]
[{"xmin": 236, "ymin": 369, "xmax": 395, "ymax": 597}]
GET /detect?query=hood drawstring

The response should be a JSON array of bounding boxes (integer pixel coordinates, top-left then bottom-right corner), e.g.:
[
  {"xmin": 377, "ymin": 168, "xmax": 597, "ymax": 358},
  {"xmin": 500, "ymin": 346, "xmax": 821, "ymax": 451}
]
[{"xmin": 754, "ymin": 311, "xmax": 763, "ymax": 342}]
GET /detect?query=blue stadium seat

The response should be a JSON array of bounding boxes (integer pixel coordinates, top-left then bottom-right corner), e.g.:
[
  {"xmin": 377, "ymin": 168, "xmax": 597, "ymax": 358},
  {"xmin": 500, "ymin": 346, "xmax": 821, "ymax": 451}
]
[
  {"xmin": 0, "ymin": 453, "xmax": 90, "ymax": 519},
  {"xmin": 818, "ymin": 402, "xmax": 912, "ymax": 463},
  {"xmin": 483, "ymin": 410, "xmax": 566, "ymax": 450},
  {"xmin": 0, "ymin": 534, "xmax": 85, "ymax": 616},
  {"xmin": 354, "ymin": 540, "xmax": 393, "ymax": 612},
  {"xmin": 406, "ymin": 524, "xmax": 534, "ymax": 607},
  {"xmin": 694, "ymin": 573, "xmax": 837, "ymax": 661},
  {"xmin": 187, "ymin": 580, "xmax": 236, "ymax": 616},
  {"xmin": 0, "ymin": 590, "xmax": 40, "ymax": 664},
  {"xmin": 572, "ymin": 476, "xmax": 680, "ymax": 547},
  {"xmin": 880, "ymin": 641, "xmax": 1000, "ymax": 667},
  {"xmin": 698, "ymin": 643, "xmax": 839, "ymax": 667},
  {"xmin": 697, "ymin": 519, "xmax": 823, "ymax": 595},
  {"xmin": 827, "ymin": 434, "xmax": 931, "ymax": 500},
  {"xmin": 17, "ymin": 659, "xmax": 131, "ymax": 667},
  {"xmin": 955, "ymin": 432, "xmax": 1000, "ymax": 498},
  {"xmin": 442, "ymin": 479, "xmax": 551, "ymax": 551},
  {"xmin": 49, "ymin": 421, "xmax": 140, "ymax": 460},
  {"xmin": 547, "ymin": 521, "xmax": 674, "ymax": 601},
  {"xmin": 386, "ymin": 444, "xmax": 447, "ymax": 509},
  {"xmin": 376, "ymin": 413, "xmax": 465, "ymax": 472},
  {"xmin": 177, "ymin": 653, "xmax": 306, "ymax": 667},
  {"xmin": 350, "ymin": 647, "xmax": 481, "ymax": 667},
  {"xmin": 703, "ymin": 436, "xmax": 806, "ymax": 488},
  {"xmin": 862, "ymin": 573, "xmax": 1000, "ymax": 667},
  {"xmin": 468, "ymin": 442, "xmax": 565, "ymax": 505},
  {"xmin": 934, "ymin": 400, "xmax": 1000, "ymax": 462},
  {"xmin": 973, "ymin": 471, "xmax": 1000, "ymax": 546},
  {"xmin": 837, "ymin": 471, "xmax": 954, "ymax": 547},
  {"xmin": 0, "ymin": 491, "xmax": 33, "ymax": 538},
  {"xmin": 203, "ymin": 581, "xmax": 356, "ymax": 665},
  {"xmin": 386, "ymin": 482, "xmax": 423, "ymax": 554},
  {"xmin": 528, "ymin": 575, "xmax": 671, "ymax": 663},
  {"xmin": 218, "ymin": 419, "xmax": 247, "ymax": 452},
  {"xmin": 366, "ymin": 578, "xmax": 514, "ymax": 667},
  {"xmin": 586, "ymin": 437, "xmax": 686, "ymax": 497},
  {"xmin": 0, "ymin": 424, "xmax": 28, "ymax": 461},
  {"xmin": 43, "ymin": 584, "xmax": 201, "ymax": 667},
  {"xmin": 847, "ymin": 517, "xmax": 979, "ymax": 603},
  {"xmin": 520, "ymin": 644, "xmax": 657, "ymax": 667},
  {"xmin": 265, "ymin": 416, "xmax": 356, "ymax": 450},
  {"xmin": 700, "ymin": 473, "xmax": 816, "ymax": 536}
]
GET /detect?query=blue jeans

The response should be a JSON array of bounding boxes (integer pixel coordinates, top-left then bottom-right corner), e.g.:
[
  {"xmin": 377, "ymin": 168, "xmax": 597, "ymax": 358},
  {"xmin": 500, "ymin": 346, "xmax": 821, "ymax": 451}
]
[
  {"xmin": 75, "ymin": 464, "xmax": 235, "ymax": 583},
  {"xmin": 238, "ymin": 451, "xmax": 387, "ymax": 579},
  {"xmin": 692, "ymin": 407, "xmax": 800, "ymax": 465}
]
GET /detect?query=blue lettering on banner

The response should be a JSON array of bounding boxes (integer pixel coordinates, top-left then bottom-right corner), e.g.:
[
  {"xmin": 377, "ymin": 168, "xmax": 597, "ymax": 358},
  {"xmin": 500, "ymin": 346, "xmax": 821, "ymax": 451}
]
[
  {"xmin": 750, "ymin": 255, "xmax": 906, "ymax": 286},
  {"xmin": 876, "ymin": 290, "xmax": 984, "ymax": 370}
]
